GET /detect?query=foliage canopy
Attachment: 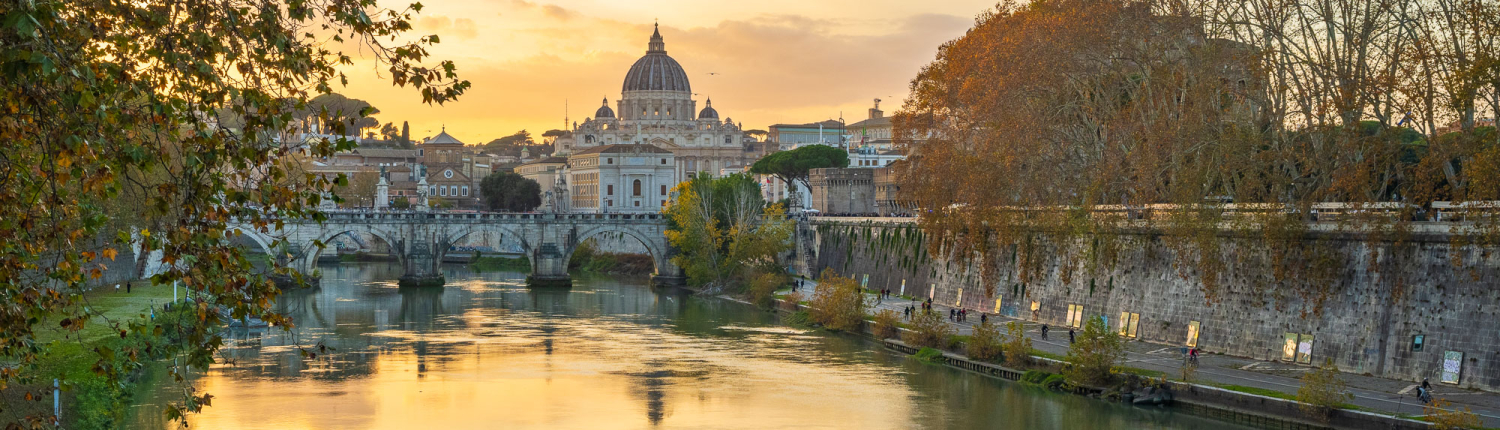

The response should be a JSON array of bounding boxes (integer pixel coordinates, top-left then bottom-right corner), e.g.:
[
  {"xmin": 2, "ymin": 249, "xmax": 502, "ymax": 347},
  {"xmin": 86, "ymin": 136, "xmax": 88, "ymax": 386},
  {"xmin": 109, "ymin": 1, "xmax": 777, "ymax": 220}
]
[{"xmin": 0, "ymin": 0, "xmax": 468, "ymax": 423}]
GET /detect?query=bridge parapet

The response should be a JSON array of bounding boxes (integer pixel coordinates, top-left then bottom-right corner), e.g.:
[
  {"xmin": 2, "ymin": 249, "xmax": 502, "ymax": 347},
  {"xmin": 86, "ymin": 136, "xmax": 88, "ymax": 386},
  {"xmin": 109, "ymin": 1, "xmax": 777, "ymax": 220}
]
[{"xmin": 228, "ymin": 211, "xmax": 681, "ymax": 288}]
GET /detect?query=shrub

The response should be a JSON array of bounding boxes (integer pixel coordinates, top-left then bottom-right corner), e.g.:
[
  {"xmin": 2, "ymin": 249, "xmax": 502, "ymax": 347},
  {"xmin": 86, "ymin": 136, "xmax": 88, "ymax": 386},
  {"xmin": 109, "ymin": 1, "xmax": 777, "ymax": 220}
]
[
  {"xmin": 1001, "ymin": 321, "xmax": 1033, "ymax": 368},
  {"xmin": 1063, "ymin": 316, "xmax": 1125, "ymax": 386},
  {"xmin": 914, "ymin": 347, "xmax": 945, "ymax": 364},
  {"xmin": 901, "ymin": 311, "xmax": 953, "ymax": 348},
  {"xmin": 966, "ymin": 321, "xmax": 1003, "ymax": 361},
  {"xmin": 1021, "ymin": 370, "xmax": 1052, "ymax": 385},
  {"xmin": 872, "ymin": 309, "xmax": 900, "ymax": 339},
  {"xmin": 1426, "ymin": 398, "xmax": 1482, "ymax": 430},
  {"xmin": 1295, "ymin": 358, "xmax": 1352, "ymax": 422},
  {"xmin": 809, "ymin": 269, "xmax": 865, "ymax": 331},
  {"xmin": 780, "ymin": 292, "xmax": 804, "ymax": 312},
  {"xmin": 1041, "ymin": 373, "xmax": 1068, "ymax": 390},
  {"xmin": 747, "ymin": 272, "xmax": 786, "ymax": 309}
]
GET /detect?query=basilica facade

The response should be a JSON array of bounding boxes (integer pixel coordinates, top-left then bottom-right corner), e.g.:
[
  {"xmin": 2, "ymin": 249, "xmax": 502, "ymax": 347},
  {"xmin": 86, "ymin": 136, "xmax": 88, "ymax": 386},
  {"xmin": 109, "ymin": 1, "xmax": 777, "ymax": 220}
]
[{"xmin": 554, "ymin": 25, "xmax": 757, "ymax": 180}]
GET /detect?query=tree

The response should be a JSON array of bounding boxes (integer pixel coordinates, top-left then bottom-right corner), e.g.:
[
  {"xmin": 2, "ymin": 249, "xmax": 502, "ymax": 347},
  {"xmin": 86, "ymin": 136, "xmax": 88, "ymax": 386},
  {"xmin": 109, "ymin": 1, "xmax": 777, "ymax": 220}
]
[
  {"xmin": 478, "ymin": 172, "xmax": 542, "ymax": 212},
  {"xmin": 808, "ymin": 269, "xmax": 865, "ymax": 331},
  {"xmin": 1296, "ymin": 359, "xmax": 1354, "ymax": 422},
  {"xmin": 380, "ymin": 122, "xmax": 400, "ymax": 141},
  {"xmin": 1001, "ymin": 321, "xmax": 1033, "ymax": 368},
  {"xmin": 0, "ymin": 0, "xmax": 467, "ymax": 425},
  {"xmin": 401, "ymin": 121, "xmax": 412, "ymax": 148},
  {"xmin": 902, "ymin": 311, "xmax": 953, "ymax": 348},
  {"xmin": 541, "ymin": 129, "xmax": 569, "ymax": 144},
  {"xmin": 663, "ymin": 173, "xmax": 794, "ymax": 291},
  {"xmin": 336, "ymin": 171, "xmax": 381, "ymax": 208},
  {"xmin": 749, "ymin": 145, "xmax": 850, "ymax": 204},
  {"xmin": 966, "ymin": 321, "xmax": 1003, "ymax": 361},
  {"xmin": 1063, "ymin": 316, "xmax": 1125, "ymax": 386}
]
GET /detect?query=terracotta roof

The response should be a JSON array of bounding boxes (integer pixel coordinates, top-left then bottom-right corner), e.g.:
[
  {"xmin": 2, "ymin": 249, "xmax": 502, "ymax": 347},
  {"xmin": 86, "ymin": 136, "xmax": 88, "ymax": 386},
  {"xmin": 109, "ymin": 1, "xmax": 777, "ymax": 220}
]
[
  {"xmin": 572, "ymin": 144, "xmax": 673, "ymax": 155},
  {"xmin": 350, "ymin": 148, "xmax": 419, "ymax": 158},
  {"xmin": 425, "ymin": 130, "xmax": 464, "ymax": 145},
  {"xmin": 521, "ymin": 156, "xmax": 568, "ymax": 165}
]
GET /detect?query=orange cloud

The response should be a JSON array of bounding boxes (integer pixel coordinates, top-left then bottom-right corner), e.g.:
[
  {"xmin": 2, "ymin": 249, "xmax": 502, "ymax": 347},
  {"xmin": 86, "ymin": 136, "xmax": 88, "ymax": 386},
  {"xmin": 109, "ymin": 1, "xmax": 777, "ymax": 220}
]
[{"xmin": 338, "ymin": 0, "xmax": 992, "ymax": 143}]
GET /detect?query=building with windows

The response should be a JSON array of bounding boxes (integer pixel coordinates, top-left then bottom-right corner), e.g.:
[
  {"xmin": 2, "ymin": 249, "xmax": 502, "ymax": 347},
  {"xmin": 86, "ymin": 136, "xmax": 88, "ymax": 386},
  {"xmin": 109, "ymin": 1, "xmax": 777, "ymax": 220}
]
[
  {"xmin": 553, "ymin": 25, "xmax": 758, "ymax": 179},
  {"xmin": 808, "ymin": 168, "xmax": 875, "ymax": 215},
  {"xmin": 567, "ymin": 144, "xmax": 675, "ymax": 213}
]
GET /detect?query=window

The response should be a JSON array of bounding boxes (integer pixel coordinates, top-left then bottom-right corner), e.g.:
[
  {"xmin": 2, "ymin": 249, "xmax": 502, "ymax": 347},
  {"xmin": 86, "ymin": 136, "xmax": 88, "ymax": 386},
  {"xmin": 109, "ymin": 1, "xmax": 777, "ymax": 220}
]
[
  {"xmin": 632, "ymin": 179, "xmax": 642, "ymax": 196},
  {"xmin": 607, "ymin": 158, "xmax": 614, "ymax": 164},
  {"xmin": 634, "ymin": 201, "xmax": 640, "ymax": 207},
  {"xmin": 1066, "ymin": 304, "xmax": 1084, "ymax": 328},
  {"xmin": 1186, "ymin": 321, "xmax": 1201, "ymax": 347},
  {"xmin": 1411, "ymin": 334, "xmax": 1424, "ymax": 352},
  {"xmin": 451, "ymin": 186, "xmax": 458, "ymax": 196},
  {"xmin": 660, "ymin": 158, "xmax": 667, "ymax": 164},
  {"xmin": 1117, "ymin": 312, "xmax": 1140, "ymax": 338},
  {"xmin": 660, "ymin": 185, "xmax": 667, "ymax": 195},
  {"xmin": 607, "ymin": 185, "xmax": 614, "ymax": 195},
  {"xmin": 438, "ymin": 186, "xmax": 447, "ymax": 196},
  {"xmin": 461, "ymin": 186, "xmax": 469, "ymax": 197}
]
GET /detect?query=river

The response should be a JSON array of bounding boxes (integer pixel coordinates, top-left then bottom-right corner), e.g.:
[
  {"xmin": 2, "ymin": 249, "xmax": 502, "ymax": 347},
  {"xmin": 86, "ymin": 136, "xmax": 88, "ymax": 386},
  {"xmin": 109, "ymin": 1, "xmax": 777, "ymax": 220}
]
[{"xmin": 128, "ymin": 263, "xmax": 1248, "ymax": 429}]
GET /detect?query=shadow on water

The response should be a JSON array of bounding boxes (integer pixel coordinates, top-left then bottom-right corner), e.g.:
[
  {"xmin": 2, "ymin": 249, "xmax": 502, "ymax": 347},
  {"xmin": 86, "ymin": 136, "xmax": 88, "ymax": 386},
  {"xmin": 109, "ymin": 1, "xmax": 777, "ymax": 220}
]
[{"xmin": 127, "ymin": 262, "xmax": 1253, "ymax": 430}]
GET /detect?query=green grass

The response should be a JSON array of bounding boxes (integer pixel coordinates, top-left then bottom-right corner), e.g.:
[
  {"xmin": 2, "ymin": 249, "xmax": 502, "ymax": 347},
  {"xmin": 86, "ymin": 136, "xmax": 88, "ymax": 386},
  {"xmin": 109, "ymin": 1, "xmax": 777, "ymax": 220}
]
[
  {"xmin": 1029, "ymin": 349, "xmax": 1067, "ymax": 362},
  {"xmin": 470, "ymin": 255, "xmax": 531, "ymax": 272},
  {"xmin": 914, "ymin": 347, "xmax": 945, "ymax": 364}
]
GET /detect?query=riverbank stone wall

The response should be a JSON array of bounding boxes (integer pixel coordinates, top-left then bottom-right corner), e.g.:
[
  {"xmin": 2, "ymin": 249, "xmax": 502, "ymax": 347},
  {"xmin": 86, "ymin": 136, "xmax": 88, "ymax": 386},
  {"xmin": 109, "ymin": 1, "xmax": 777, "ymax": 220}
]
[{"xmin": 802, "ymin": 220, "xmax": 1500, "ymax": 392}]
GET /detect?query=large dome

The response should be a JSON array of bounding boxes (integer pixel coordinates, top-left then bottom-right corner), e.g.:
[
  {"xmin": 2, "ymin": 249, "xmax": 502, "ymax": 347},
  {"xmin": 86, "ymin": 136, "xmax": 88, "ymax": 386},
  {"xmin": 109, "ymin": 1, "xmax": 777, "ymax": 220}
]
[{"xmin": 621, "ymin": 24, "xmax": 691, "ymax": 93}]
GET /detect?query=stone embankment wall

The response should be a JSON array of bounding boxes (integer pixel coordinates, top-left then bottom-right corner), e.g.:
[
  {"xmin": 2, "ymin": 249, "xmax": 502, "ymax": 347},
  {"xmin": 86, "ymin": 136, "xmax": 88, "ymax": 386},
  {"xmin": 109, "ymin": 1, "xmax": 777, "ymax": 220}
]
[{"xmin": 801, "ymin": 220, "xmax": 1500, "ymax": 391}]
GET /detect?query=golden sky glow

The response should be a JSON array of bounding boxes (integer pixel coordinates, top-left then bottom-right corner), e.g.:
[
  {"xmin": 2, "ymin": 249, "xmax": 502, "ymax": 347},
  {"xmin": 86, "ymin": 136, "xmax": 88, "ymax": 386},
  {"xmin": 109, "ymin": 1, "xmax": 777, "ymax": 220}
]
[{"xmin": 341, "ymin": 0, "xmax": 995, "ymax": 144}]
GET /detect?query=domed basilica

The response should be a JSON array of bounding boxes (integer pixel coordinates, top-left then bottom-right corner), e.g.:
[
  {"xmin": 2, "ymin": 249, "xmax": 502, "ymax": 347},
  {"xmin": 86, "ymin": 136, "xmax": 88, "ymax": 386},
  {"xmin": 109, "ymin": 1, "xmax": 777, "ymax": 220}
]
[{"xmin": 555, "ymin": 24, "xmax": 753, "ymax": 179}]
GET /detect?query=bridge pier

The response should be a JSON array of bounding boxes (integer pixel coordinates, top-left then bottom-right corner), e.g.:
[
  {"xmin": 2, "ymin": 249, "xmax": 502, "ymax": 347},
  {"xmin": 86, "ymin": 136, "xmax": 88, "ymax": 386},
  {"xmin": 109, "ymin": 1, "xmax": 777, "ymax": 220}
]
[{"xmin": 398, "ymin": 224, "xmax": 447, "ymax": 288}]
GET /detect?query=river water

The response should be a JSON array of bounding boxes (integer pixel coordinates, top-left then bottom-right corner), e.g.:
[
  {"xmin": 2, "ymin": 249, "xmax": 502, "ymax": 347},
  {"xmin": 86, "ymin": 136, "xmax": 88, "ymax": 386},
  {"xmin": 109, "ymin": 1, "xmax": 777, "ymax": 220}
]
[{"xmin": 129, "ymin": 263, "xmax": 1246, "ymax": 429}]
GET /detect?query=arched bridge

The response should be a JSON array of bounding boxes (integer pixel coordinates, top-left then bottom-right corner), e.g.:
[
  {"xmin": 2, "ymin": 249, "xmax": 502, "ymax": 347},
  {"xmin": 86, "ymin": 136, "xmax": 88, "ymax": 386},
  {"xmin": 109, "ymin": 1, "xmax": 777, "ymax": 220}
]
[{"xmin": 229, "ymin": 211, "xmax": 682, "ymax": 287}]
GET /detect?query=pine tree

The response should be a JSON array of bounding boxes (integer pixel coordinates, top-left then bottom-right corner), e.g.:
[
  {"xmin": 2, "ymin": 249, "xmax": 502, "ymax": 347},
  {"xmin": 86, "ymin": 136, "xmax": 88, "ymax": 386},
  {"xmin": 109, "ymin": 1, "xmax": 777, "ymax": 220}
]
[{"xmin": 401, "ymin": 121, "xmax": 411, "ymax": 148}]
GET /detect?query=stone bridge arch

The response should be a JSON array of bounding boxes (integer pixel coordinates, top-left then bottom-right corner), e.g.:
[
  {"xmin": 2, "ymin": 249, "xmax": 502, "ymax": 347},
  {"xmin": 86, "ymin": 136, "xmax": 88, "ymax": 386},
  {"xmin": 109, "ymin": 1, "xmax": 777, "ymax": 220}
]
[
  {"xmin": 567, "ymin": 223, "xmax": 682, "ymax": 286},
  {"xmin": 296, "ymin": 224, "xmax": 406, "ymax": 275}
]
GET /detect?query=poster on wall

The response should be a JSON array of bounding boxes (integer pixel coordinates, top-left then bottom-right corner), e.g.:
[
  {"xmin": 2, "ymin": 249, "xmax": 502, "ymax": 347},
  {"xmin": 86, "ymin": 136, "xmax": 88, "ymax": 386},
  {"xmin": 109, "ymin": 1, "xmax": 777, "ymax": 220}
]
[
  {"xmin": 1282, "ymin": 333, "xmax": 1299, "ymax": 362},
  {"xmin": 861, "ymin": 274, "xmax": 869, "ymax": 289},
  {"xmin": 955, "ymin": 288, "xmax": 963, "ymax": 307},
  {"xmin": 1443, "ymin": 351, "xmax": 1463, "ymax": 384},
  {"xmin": 1186, "ymin": 321, "xmax": 1200, "ymax": 347},
  {"xmin": 1296, "ymin": 335, "xmax": 1315, "ymax": 365},
  {"xmin": 899, "ymin": 279, "xmax": 906, "ymax": 296},
  {"xmin": 994, "ymin": 296, "xmax": 1003, "ymax": 313}
]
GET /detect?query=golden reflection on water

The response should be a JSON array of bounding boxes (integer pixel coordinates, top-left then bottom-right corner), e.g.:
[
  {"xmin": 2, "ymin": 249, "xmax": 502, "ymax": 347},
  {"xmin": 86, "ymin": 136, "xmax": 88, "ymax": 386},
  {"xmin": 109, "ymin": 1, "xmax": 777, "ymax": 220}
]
[{"xmin": 132, "ymin": 264, "xmax": 1245, "ymax": 430}]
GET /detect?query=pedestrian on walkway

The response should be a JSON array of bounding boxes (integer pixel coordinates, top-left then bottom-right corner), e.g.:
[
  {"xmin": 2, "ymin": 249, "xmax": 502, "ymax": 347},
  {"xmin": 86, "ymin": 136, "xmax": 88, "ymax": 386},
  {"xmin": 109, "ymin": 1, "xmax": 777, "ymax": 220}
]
[
  {"xmin": 126, "ymin": 281, "xmax": 131, "ymax": 293},
  {"xmin": 1041, "ymin": 325, "xmax": 1049, "ymax": 339},
  {"xmin": 1068, "ymin": 329, "xmax": 1076, "ymax": 344},
  {"xmin": 949, "ymin": 308, "xmax": 955, "ymax": 321},
  {"xmin": 980, "ymin": 313, "xmax": 987, "ymax": 324}
]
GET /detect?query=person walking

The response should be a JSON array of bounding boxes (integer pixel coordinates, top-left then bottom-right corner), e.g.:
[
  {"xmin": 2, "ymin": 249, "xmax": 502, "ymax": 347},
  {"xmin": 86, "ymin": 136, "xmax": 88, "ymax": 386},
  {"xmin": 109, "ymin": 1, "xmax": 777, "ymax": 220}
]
[
  {"xmin": 980, "ymin": 313, "xmax": 987, "ymax": 324},
  {"xmin": 1041, "ymin": 324, "xmax": 1049, "ymax": 339},
  {"xmin": 126, "ymin": 281, "xmax": 131, "ymax": 294},
  {"xmin": 1068, "ymin": 329, "xmax": 1076, "ymax": 344}
]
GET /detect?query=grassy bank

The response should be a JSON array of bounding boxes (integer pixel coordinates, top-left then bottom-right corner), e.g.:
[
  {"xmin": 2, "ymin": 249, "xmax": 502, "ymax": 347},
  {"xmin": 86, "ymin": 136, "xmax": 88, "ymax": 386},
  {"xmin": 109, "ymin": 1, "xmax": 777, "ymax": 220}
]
[
  {"xmin": 470, "ymin": 255, "xmax": 531, "ymax": 272},
  {"xmin": 3, "ymin": 282, "xmax": 195, "ymax": 428}
]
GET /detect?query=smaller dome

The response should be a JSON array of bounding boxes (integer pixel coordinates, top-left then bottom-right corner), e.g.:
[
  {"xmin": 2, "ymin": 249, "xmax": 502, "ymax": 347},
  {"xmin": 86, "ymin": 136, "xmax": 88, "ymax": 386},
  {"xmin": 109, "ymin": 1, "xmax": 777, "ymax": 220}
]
[
  {"xmin": 697, "ymin": 99, "xmax": 718, "ymax": 119},
  {"xmin": 594, "ymin": 98, "xmax": 614, "ymax": 118}
]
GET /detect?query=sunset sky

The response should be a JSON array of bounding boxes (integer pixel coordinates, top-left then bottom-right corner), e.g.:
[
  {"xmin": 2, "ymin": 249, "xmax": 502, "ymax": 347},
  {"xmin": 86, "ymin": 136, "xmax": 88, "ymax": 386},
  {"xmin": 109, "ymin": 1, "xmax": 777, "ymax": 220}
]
[{"xmin": 340, "ymin": 0, "xmax": 996, "ymax": 144}]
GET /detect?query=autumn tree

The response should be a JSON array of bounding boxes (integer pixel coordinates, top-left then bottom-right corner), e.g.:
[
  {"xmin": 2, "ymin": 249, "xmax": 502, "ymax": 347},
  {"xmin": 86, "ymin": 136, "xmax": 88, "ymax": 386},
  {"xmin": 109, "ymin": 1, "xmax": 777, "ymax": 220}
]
[
  {"xmin": 808, "ymin": 270, "xmax": 866, "ymax": 331},
  {"xmin": 1063, "ymin": 317, "xmax": 1125, "ymax": 386},
  {"xmin": 663, "ymin": 173, "xmax": 794, "ymax": 291},
  {"xmin": 749, "ymin": 144, "xmax": 849, "ymax": 210},
  {"xmin": 0, "ymin": 0, "xmax": 468, "ymax": 425},
  {"xmin": 894, "ymin": 0, "xmax": 1500, "ymax": 305}
]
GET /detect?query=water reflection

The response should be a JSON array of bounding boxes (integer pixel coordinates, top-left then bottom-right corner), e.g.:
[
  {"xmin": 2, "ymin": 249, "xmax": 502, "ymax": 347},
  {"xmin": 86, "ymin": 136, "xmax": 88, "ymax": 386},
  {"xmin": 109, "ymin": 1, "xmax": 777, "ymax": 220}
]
[{"xmin": 133, "ymin": 263, "xmax": 1249, "ymax": 430}]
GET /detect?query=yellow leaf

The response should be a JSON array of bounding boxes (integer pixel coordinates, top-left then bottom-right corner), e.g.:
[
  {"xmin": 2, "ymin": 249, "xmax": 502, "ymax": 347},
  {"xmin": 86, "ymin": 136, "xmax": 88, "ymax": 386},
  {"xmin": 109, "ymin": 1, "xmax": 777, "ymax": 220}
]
[{"xmin": 102, "ymin": 248, "xmax": 117, "ymax": 261}]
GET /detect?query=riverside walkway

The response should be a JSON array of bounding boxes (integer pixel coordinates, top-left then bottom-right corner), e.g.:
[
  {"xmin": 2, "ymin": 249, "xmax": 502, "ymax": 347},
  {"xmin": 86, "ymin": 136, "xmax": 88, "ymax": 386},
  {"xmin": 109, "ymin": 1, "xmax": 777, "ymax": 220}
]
[{"xmin": 793, "ymin": 277, "xmax": 1500, "ymax": 428}]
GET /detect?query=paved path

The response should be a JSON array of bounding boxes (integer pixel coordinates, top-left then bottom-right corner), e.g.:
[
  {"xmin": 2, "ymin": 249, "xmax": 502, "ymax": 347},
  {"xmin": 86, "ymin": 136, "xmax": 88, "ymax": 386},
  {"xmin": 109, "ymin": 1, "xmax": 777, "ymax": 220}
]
[{"xmin": 787, "ymin": 277, "xmax": 1500, "ymax": 427}]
